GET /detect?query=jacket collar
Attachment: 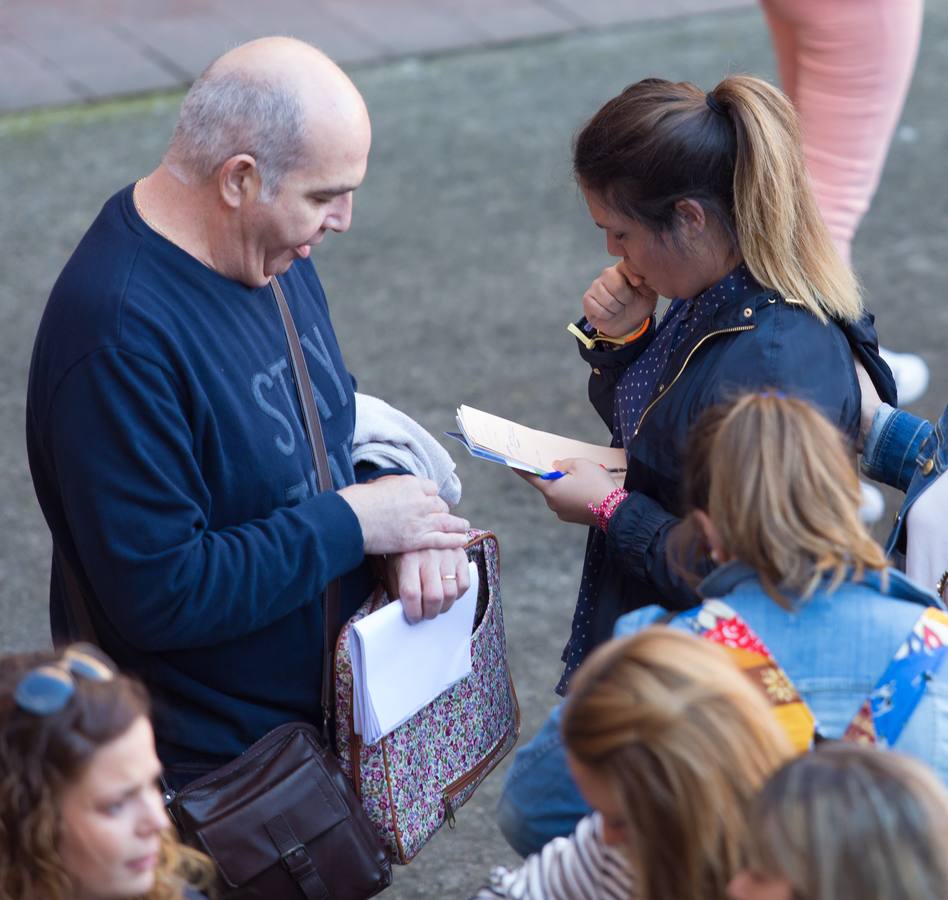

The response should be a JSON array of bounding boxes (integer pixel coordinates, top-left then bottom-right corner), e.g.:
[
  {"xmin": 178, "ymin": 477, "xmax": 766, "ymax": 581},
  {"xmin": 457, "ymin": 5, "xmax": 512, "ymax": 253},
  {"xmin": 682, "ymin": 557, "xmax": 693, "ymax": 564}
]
[
  {"xmin": 660, "ymin": 265, "xmax": 778, "ymax": 378},
  {"xmin": 697, "ymin": 559, "xmax": 943, "ymax": 610},
  {"xmin": 677, "ymin": 262, "xmax": 776, "ymax": 328}
]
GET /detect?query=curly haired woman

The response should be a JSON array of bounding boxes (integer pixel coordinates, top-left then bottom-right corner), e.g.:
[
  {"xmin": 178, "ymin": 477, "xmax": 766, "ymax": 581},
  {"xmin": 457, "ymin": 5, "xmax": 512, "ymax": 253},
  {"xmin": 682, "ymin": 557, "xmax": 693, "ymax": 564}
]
[{"xmin": 0, "ymin": 644, "xmax": 214, "ymax": 899}]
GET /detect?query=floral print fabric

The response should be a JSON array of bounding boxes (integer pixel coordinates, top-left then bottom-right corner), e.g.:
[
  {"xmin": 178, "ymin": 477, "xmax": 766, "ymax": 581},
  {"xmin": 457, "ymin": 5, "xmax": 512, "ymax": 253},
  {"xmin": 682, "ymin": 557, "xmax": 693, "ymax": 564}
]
[{"xmin": 680, "ymin": 599, "xmax": 816, "ymax": 753}]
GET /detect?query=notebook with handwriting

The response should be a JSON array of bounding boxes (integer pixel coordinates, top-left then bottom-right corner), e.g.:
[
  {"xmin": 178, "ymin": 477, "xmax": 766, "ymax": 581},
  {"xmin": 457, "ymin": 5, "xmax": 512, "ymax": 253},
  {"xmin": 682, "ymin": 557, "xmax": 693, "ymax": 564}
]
[{"xmin": 448, "ymin": 405, "xmax": 626, "ymax": 475}]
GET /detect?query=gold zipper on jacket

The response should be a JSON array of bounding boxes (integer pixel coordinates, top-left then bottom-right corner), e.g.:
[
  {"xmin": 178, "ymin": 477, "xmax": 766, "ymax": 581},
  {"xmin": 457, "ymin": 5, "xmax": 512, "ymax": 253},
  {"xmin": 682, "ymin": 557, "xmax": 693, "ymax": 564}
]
[{"xmin": 632, "ymin": 324, "xmax": 755, "ymax": 438}]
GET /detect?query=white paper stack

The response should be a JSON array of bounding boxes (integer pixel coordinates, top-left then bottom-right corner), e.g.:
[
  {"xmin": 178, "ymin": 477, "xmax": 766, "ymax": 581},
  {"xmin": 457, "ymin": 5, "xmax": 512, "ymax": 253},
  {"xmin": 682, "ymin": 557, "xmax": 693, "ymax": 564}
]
[{"xmin": 349, "ymin": 561, "xmax": 480, "ymax": 745}]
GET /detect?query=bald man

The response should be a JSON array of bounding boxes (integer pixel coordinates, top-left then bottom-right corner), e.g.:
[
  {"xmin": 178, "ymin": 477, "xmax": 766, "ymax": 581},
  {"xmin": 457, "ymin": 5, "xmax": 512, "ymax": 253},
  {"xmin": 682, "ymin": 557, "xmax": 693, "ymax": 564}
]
[{"xmin": 26, "ymin": 37, "xmax": 470, "ymax": 787}]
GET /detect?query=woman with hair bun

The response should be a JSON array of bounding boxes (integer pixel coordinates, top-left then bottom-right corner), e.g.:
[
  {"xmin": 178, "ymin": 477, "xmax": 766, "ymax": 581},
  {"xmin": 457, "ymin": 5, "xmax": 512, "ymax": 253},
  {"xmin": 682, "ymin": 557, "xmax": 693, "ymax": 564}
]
[
  {"xmin": 0, "ymin": 644, "xmax": 214, "ymax": 899},
  {"xmin": 520, "ymin": 74, "xmax": 895, "ymax": 695},
  {"xmin": 729, "ymin": 743, "xmax": 948, "ymax": 900}
]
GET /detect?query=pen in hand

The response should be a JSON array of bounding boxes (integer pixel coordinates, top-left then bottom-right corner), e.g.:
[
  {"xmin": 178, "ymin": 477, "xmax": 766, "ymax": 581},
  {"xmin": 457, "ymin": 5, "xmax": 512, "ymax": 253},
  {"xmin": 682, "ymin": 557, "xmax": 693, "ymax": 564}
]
[{"xmin": 540, "ymin": 466, "xmax": 625, "ymax": 480}]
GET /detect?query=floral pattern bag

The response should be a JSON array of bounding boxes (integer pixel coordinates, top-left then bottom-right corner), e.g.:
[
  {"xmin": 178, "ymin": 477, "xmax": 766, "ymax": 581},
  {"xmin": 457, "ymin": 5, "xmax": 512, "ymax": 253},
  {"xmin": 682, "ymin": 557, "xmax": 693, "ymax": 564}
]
[{"xmin": 334, "ymin": 530, "xmax": 520, "ymax": 863}]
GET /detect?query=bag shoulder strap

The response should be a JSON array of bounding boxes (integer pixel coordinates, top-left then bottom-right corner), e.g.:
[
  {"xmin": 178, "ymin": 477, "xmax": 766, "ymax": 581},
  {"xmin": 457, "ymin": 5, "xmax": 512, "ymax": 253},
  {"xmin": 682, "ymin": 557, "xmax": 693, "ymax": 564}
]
[
  {"xmin": 680, "ymin": 600, "xmax": 817, "ymax": 753},
  {"xmin": 686, "ymin": 600, "xmax": 948, "ymax": 751},
  {"xmin": 843, "ymin": 606, "xmax": 948, "ymax": 746},
  {"xmin": 271, "ymin": 276, "xmax": 342, "ymax": 744}
]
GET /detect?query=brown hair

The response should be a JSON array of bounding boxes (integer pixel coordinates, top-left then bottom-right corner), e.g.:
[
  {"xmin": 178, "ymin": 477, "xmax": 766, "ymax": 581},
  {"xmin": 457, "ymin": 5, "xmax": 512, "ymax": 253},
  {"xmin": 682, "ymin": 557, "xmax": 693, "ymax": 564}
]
[
  {"xmin": 562, "ymin": 628, "xmax": 794, "ymax": 900},
  {"xmin": 0, "ymin": 649, "xmax": 214, "ymax": 900},
  {"xmin": 744, "ymin": 744, "xmax": 948, "ymax": 900},
  {"xmin": 666, "ymin": 401, "xmax": 731, "ymax": 588},
  {"xmin": 573, "ymin": 75, "xmax": 861, "ymax": 322},
  {"xmin": 703, "ymin": 393, "xmax": 886, "ymax": 606}
]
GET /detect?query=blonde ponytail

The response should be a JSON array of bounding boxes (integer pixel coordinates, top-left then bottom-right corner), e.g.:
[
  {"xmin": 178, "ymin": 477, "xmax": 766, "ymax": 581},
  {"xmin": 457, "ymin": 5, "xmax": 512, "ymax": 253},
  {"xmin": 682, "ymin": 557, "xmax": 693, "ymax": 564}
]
[{"xmin": 713, "ymin": 76, "xmax": 862, "ymax": 322}]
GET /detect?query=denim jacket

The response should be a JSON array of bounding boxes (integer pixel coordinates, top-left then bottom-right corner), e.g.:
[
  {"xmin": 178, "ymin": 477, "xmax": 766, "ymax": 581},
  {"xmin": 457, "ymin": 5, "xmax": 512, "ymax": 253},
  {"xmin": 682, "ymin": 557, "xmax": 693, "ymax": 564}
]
[
  {"xmin": 616, "ymin": 562, "xmax": 948, "ymax": 781},
  {"xmin": 862, "ymin": 403, "xmax": 948, "ymax": 559},
  {"xmin": 496, "ymin": 559, "xmax": 948, "ymax": 858}
]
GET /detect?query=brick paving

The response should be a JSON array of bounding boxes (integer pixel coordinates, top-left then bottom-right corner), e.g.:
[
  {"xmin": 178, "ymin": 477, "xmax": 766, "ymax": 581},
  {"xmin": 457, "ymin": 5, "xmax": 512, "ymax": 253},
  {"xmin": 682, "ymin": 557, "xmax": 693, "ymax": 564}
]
[{"xmin": 0, "ymin": 0, "xmax": 755, "ymax": 114}]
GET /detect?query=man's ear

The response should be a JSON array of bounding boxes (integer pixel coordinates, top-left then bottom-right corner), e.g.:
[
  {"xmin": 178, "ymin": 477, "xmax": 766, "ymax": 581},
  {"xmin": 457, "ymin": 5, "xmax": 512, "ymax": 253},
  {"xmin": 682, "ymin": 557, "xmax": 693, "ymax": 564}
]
[
  {"xmin": 218, "ymin": 154, "xmax": 261, "ymax": 209},
  {"xmin": 693, "ymin": 509, "xmax": 728, "ymax": 564},
  {"xmin": 674, "ymin": 198, "xmax": 707, "ymax": 239}
]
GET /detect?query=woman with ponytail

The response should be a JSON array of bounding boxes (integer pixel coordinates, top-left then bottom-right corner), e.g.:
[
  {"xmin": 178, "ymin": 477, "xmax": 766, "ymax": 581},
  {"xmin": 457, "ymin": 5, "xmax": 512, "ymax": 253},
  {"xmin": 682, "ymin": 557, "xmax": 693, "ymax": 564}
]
[
  {"xmin": 519, "ymin": 75, "xmax": 895, "ymax": 688},
  {"xmin": 506, "ymin": 74, "xmax": 896, "ymax": 856}
]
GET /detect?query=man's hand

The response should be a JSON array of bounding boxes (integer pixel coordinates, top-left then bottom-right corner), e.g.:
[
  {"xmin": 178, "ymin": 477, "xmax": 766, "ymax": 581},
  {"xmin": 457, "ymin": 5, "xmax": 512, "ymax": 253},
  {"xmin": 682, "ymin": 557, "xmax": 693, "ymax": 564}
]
[
  {"xmin": 386, "ymin": 547, "xmax": 471, "ymax": 624},
  {"xmin": 582, "ymin": 262, "xmax": 658, "ymax": 338},
  {"xmin": 516, "ymin": 457, "xmax": 618, "ymax": 525},
  {"xmin": 339, "ymin": 475, "xmax": 469, "ymax": 555},
  {"xmin": 855, "ymin": 358, "xmax": 883, "ymax": 453}
]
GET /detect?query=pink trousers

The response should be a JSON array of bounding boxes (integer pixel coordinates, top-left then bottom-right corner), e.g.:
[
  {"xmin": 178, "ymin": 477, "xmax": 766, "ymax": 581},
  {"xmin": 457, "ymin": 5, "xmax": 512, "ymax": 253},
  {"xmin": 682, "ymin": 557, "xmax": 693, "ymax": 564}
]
[{"xmin": 760, "ymin": 0, "xmax": 923, "ymax": 265}]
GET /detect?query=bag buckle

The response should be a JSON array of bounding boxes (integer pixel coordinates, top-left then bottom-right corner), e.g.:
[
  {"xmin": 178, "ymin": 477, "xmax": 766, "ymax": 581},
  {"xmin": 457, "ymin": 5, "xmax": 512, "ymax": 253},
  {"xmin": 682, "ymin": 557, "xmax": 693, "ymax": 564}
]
[{"xmin": 281, "ymin": 842, "xmax": 313, "ymax": 878}]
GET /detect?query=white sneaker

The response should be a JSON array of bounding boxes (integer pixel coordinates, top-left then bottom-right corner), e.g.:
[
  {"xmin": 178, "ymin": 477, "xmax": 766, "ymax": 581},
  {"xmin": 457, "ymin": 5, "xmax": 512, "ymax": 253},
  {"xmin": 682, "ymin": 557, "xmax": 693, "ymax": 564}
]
[
  {"xmin": 859, "ymin": 480, "xmax": 885, "ymax": 524},
  {"xmin": 880, "ymin": 347, "xmax": 930, "ymax": 406}
]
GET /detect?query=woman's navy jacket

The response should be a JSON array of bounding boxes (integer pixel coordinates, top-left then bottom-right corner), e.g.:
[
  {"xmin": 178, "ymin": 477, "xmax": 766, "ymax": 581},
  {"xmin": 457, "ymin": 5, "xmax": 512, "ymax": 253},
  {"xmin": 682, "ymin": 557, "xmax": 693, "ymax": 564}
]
[{"xmin": 574, "ymin": 284, "xmax": 896, "ymax": 650}]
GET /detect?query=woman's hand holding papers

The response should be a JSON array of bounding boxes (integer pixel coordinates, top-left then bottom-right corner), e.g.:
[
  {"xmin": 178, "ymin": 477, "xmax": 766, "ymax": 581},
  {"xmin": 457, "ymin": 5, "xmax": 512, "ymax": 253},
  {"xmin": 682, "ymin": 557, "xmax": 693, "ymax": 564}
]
[
  {"xmin": 518, "ymin": 458, "xmax": 618, "ymax": 525},
  {"xmin": 387, "ymin": 546, "xmax": 471, "ymax": 624}
]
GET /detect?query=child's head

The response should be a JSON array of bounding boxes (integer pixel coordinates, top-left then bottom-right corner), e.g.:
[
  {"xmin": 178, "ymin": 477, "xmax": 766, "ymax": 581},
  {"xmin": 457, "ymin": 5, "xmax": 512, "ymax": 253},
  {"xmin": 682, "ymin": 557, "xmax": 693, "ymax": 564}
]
[
  {"xmin": 562, "ymin": 627, "xmax": 793, "ymax": 900},
  {"xmin": 684, "ymin": 392, "xmax": 886, "ymax": 606},
  {"xmin": 729, "ymin": 743, "xmax": 948, "ymax": 900}
]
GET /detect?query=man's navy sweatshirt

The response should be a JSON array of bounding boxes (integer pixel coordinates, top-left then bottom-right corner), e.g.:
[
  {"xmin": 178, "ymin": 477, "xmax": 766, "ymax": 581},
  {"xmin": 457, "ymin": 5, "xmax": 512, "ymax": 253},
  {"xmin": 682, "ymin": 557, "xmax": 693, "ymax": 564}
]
[{"xmin": 26, "ymin": 185, "xmax": 375, "ymax": 765}]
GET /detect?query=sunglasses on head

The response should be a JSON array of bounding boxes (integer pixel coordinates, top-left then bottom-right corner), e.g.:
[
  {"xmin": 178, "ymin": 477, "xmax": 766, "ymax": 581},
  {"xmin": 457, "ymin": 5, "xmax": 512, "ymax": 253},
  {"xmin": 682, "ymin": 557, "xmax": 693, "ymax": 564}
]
[{"xmin": 14, "ymin": 643, "xmax": 116, "ymax": 716}]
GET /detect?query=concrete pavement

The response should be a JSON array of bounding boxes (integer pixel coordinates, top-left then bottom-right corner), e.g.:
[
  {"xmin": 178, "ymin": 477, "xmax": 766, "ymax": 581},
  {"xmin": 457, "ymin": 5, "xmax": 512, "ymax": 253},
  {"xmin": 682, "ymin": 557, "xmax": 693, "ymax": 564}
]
[
  {"xmin": 1, "ymin": 0, "xmax": 753, "ymax": 114},
  {"xmin": 1, "ymin": 1, "xmax": 946, "ymax": 896}
]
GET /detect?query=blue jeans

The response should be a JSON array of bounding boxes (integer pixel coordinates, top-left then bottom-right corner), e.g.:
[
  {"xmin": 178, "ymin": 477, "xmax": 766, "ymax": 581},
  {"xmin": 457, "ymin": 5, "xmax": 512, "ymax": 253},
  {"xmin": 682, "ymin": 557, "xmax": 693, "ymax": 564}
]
[{"xmin": 496, "ymin": 704, "xmax": 590, "ymax": 857}]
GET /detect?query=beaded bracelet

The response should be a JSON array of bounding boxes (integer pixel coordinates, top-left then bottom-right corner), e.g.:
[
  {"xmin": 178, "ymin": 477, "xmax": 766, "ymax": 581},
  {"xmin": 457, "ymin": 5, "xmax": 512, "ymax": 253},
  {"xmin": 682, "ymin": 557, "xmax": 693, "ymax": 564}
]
[{"xmin": 588, "ymin": 487, "xmax": 629, "ymax": 532}]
